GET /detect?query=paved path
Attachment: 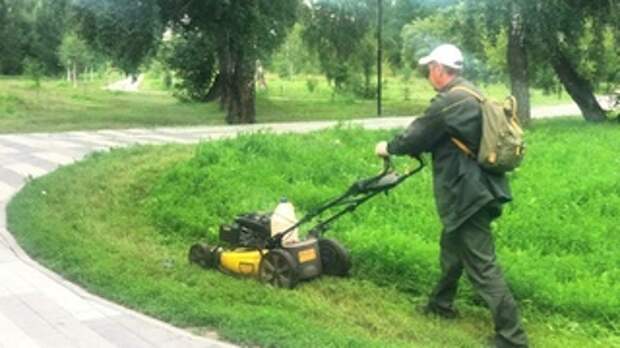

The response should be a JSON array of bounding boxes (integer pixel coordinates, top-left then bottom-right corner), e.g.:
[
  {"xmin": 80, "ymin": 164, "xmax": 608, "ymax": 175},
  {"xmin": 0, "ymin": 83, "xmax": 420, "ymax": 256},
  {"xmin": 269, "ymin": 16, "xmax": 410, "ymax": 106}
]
[
  {"xmin": 105, "ymin": 75, "xmax": 144, "ymax": 93},
  {"xmin": 0, "ymin": 100, "xmax": 612, "ymax": 347}
]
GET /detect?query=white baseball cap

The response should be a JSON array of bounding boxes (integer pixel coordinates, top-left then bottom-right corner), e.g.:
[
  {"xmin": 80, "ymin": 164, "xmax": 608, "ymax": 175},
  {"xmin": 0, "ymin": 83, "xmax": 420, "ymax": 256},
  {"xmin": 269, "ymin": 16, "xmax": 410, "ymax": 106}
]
[{"xmin": 418, "ymin": 44, "xmax": 464, "ymax": 70}]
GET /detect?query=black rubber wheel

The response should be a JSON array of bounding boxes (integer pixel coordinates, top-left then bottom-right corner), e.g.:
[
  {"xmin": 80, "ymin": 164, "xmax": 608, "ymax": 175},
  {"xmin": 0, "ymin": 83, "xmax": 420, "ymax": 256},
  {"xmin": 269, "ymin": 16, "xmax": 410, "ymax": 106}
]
[
  {"xmin": 259, "ymin": 249, "xmax": 299, "ymax": 289},
  {"xmin": 188, "ymin": 243, "xmax": 216, "ymax": 268},
  {"xmin": 318, "ymin": 238, "xmax": 351, "ymax": 277}
]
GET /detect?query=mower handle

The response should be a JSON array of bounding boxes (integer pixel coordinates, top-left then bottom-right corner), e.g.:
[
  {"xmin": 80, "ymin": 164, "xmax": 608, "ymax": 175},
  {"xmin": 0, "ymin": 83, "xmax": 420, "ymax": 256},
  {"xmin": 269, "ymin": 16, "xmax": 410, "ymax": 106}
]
[
  {"xmin": 381, "ymin": 154, "xmax": 424, "ymax": 176},
  {"xmin": 269, "ymin": 155, "xmax": 425, "ymax": 246}
]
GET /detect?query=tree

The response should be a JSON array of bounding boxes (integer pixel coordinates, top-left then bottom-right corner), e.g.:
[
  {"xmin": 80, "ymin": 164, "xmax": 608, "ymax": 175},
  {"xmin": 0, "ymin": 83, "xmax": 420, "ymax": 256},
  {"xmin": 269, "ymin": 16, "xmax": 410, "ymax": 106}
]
[
  {"xmin": 73, "ymin": 0, "xmax": 162, "ymax": 76},
  {"xmin": 269, "ymin": 23, "xmax": 320, "ymax": 78},
  {"xmin": 470, "ymin": 0, "xmax": 618, "ymax": 123},
  {"xmin": 58, "ymin": 32, "xmax": 92, "ymax": 86},
  {"xmin": 400, "ymin": 6, "xmax": 498, "ymax": 84},
  {"xmin": 160, "ymin": 28, "xmax": 218, "ymax": 102},
  {"xmin": 301, "ymin": 0, "xmax": 376, "ymax": 97},
  {"xmin": 383, "ymin": 0, "xmax": 458, "ymax": 70},
  {"xmin": 30, "ymin": 0, "xmax": 70, "ymax": 75},
  {"xmin": 0, "ymin": 0, "xmax": 35, "ymax": 74},
  {"xmin": 158, "ymin": 0, "xmax": 299, "ymax": 124},
  {"xmin": 506, "ymin": 1, "xmax": 531, "ymax": 125},
  {"xmin": 532, "ymin": 0, "xmax": 612, "ymax": 122}
]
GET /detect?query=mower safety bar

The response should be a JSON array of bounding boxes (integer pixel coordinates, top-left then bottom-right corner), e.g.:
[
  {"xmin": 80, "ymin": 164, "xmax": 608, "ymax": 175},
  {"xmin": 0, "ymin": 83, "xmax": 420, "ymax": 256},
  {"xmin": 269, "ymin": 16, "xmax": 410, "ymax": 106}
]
[{"xmin": 269, "ymin": 156, "xmax": 424, "ymax": 245}]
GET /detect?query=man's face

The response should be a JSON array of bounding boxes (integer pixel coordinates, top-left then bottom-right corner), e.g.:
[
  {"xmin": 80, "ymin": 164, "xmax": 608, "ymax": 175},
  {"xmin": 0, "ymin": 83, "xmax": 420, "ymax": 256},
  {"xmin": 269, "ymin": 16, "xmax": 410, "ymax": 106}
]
[{"xmin": 427, "ymin": 62, "xmax": 443, "ymax": 90}]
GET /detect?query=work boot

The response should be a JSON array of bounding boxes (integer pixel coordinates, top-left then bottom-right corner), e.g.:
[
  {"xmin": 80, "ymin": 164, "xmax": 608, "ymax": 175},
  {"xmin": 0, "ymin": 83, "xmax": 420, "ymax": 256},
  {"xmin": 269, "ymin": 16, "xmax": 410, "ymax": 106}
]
[
  {"xmin": 417, "ymin": 303, "xmax": 460, "ymax": 319},
  {"xmin": 486, "ymin": 335, "xmax": 529, "ymax": 348}
]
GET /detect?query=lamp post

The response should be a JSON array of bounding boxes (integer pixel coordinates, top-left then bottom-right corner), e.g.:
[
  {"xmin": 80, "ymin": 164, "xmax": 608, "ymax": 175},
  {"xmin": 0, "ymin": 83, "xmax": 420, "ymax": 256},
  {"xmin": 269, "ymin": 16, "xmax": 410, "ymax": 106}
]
[{"xmin": 377, "ymin": 0, "xmax": 383, "ymax": 116}]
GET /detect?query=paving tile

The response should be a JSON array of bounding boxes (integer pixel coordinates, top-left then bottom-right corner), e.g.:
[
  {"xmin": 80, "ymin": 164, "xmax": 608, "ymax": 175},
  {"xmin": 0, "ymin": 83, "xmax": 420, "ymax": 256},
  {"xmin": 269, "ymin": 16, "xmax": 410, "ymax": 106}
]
[
  {"xmin": 85, "ymin": 317, "xmax": 156, "ymax": 348},
  {"xmin": 0, "ymin": 168, "xmax": 27, "ymax": 188},
  {"xmin": 0, "ymin": 296, "xmax": 61, "ymax": 339},
  {"xmin": 49, "ymin": 317, "xmax": 116, "ymax": 348},
  {"xmin": 110, "ymin": 314, "xmax": 179, "ymax": 344},
  {"xmin": 71, "ymin": 135, "xmax": 125, "ymax": 148},
  {"xmin": 0, "ymin": 181, "xmax": 15, "ymax": 203},
  {"xmin": 0, "ymin": 246, "xmax": 15, "ymax": 263},
  {"xmin": 0, "ymin": 285, "xmax": 11, "ymax": 297},
  {"xmin": 18, "ymin": 293, "xmax": 74, "ymax": 322},
  {"xmin": 0, "ymin": 309, "xmax": 41, "ymax": 348},
  {"xmin": 16, "ymin": 293, "xmax": 115, "ymax": 347},
  {"xmin": 0, "ymin": 145, "xmax": 19, "ymax": 155},
  {"xmin": 0, "ymin": 265, "xmax": 37, "ymax": 294},
  {"xmin": 160, "ymin": 336, "xmax": 229, "ymax": 348},
  {"xmin": 4, "ymin": 162, "xmax": 48, "ymax": 179},
  {"xmin": 31, "ymin": 152, "xmax": 76, "ymax": 166},
  {"xmin": 0, "ymin": 136, "xmax": 45, "ymax": 150},
  {"xmin": 28, "ymin": 136, "xmax": 84, "ymax": 150}
]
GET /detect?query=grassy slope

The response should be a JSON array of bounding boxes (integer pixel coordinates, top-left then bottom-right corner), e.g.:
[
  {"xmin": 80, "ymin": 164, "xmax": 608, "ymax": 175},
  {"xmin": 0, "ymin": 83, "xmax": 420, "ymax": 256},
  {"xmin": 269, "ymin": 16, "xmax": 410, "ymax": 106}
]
[
  {"xmin": 0, "ymin": 74, "xmax": 572, "ymax": 133},
  {"xmin": 7, "ymin": 119, "xmax": 619, "ymax": 347}
]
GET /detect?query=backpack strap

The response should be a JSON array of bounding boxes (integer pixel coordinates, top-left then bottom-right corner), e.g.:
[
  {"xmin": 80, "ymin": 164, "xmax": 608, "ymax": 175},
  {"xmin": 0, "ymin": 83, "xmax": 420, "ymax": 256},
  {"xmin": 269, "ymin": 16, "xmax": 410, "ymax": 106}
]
[
  {"xmin": 504, "ymin": 95, "xmax": 519, "ymax": 124},
  {"xmin": 448, "ymin": 85, "xmax": 483, "ymax": 159},
  {"xmin": 451, "ymin": 137, "xmax": 475, "ymax": 158},
  {"xmin": 451, "ymin": 86, "xmax": 485, "ymax": 102}
]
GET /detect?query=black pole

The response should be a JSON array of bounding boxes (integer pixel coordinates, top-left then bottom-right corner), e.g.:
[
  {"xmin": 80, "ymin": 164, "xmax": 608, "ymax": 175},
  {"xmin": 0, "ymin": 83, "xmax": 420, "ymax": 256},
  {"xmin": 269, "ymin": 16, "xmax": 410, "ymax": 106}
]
[{"xmin": 377, "ymin": 0, "xmax": 383, "ymax": 116}]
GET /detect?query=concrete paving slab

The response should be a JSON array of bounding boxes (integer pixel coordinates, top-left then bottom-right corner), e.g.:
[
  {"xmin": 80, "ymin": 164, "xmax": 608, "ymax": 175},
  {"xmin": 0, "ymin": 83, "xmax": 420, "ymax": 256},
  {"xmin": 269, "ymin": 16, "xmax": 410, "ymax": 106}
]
[
  {"xmin": 0, "ymin": 296, "xmax": 62, "ymax": 340},
  {"xmin": 31, "ymin": 152, "xmax": 75, "ymax": 166},
  {"xmin": 4, "ymin": 163, "xmax": 48, "ymax": 179},
  {"xmin": 0, "ymin": 181, "xmax": 14, "ymax": 202},
  {"xmin": 0, "ymin": 309, "xmax": 41, "ymax": 348},
  {"xmin": 84, "ymin": 318, "xmax": 156, "ymax": 348}
]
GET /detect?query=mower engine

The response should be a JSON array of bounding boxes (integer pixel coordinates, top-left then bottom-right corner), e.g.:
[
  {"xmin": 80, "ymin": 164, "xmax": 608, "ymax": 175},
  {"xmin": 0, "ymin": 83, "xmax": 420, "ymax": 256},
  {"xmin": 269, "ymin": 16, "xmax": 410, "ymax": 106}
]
[{"xmin": 219, "ymin": 212, "xmax": 272, "ymax": 248}]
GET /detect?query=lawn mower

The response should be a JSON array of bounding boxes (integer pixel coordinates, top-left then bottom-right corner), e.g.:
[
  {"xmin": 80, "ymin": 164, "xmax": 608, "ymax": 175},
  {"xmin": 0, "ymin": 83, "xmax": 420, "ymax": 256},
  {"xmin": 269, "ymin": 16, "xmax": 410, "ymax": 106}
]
[{"xmin": 188, "ymin": 156, "xmax": 424, "ymax": 288}]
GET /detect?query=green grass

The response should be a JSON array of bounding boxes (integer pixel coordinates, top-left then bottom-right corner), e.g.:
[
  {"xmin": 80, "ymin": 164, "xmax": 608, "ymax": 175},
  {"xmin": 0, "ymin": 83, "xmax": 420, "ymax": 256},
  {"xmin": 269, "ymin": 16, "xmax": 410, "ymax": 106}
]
[
  {"xmin": 7, "ymin": 118, "xmax": 619, "ymax": 347},
  {"xmin": 0, "ymin": 73, "xmax": 573, "ymax": 133}
]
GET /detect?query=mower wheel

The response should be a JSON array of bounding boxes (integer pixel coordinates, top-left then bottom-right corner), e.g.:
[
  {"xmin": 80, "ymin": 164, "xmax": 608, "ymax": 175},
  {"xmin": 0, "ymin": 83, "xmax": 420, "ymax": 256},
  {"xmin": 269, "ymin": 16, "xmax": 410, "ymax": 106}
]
[
  {"xmin": 188, "ymin": 243, "xmax": 217, "ymax": 268},
  {"xmin": 259, "ymin": 249, "xmax": 298, "ymax": 289},
  {"xmin": 318, "ymin": 238, "xmax": 351, "ymax": 277}
]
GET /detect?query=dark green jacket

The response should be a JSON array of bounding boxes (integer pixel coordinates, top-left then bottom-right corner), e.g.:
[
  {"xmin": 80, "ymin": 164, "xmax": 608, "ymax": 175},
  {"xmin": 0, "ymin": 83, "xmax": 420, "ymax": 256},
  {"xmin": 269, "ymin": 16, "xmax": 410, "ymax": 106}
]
[{"xmin": 387, "ymin": 77, "xmax": 511, "ymax": 232}]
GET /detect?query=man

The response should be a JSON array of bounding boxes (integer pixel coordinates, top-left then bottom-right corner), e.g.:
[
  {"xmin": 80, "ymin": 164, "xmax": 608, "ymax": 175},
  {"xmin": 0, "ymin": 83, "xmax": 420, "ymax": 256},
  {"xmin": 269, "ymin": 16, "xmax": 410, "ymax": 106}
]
[{"xmin": 375, "ymin": 44, "xmax": 528, "ymax": 348}]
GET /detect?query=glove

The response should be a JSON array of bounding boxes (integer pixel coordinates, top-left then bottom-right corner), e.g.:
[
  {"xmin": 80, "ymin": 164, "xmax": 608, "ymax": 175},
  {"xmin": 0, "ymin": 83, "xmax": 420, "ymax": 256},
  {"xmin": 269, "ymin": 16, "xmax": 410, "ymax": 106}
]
[{"xmin": 375, "ymin": 141, "xmax": 390, "ymax": 158}]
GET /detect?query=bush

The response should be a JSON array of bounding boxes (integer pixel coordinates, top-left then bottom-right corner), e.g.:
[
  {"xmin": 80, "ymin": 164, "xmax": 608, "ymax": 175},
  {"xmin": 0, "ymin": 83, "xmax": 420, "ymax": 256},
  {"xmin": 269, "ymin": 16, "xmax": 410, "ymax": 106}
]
[{"xmin": 306, "ymin": 78, "xmax": 318, "ymax": 93}]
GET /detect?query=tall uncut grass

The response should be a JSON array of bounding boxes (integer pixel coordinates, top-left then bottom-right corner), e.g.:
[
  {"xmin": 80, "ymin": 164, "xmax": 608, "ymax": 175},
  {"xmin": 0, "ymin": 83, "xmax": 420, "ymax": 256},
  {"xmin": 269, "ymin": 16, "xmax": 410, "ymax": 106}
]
[
  {"xmin": 7, "ymin": 119, "xmax": 620, "ymax": 347},
  {"xmin": 147, "ymin": 120, "xmax": 620, "ymax": 324}
]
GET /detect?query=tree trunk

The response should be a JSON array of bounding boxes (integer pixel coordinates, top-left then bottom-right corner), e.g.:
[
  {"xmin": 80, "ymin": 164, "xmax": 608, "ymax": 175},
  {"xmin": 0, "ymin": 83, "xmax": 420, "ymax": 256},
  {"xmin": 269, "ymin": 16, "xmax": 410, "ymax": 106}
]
[
  {"xmin": 205, "ymin": 73, "xmax": 223, "ymax": 102},
  {"xmin": 217, "ymin": 33, "xmax": 231, "ymax": 113},
  {"xmin": 364, "ymin": 66, "xmax": 371, "ymax": 99},
  {"xmin": 226, "ymin": 49, "xmax": 256, "ymax": 124},
  {"xmin": 549, "ymin": 48, "xmax": 607, "ymax": 122},
  {"xmin": 507, "ymin": 2, "xmax": 531, "ymax": 126},
  {"xmin": 72, "ymin": 63, "xmax": 77, "ymax": 88}
]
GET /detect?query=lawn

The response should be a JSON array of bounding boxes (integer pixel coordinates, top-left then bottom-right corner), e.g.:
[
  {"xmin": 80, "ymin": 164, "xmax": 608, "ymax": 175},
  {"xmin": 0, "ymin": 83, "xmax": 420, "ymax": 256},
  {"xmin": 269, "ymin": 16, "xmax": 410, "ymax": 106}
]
[
  {"xmin": 7, "ymin": 118, "xmax": 619, "ymax": 347},
  {"xmin": 0, "ymin": 73, "xmax": 573, "ymax": 133}
]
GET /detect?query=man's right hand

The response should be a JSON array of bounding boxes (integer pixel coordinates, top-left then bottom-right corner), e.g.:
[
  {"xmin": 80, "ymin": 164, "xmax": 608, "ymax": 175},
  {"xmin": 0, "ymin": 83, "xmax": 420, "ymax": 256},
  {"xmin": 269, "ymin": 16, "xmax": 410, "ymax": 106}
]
[{"xmin": 375, "ymin": 141, "xmax": 390, "ymax": 158}]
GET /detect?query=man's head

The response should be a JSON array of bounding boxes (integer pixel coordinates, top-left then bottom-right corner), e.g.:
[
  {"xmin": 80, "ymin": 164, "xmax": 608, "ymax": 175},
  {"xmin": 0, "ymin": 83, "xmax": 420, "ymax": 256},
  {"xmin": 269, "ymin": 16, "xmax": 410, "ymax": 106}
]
[{"xmin": 418, "ymin": 44, "xmax": 463, "ymax": 90}]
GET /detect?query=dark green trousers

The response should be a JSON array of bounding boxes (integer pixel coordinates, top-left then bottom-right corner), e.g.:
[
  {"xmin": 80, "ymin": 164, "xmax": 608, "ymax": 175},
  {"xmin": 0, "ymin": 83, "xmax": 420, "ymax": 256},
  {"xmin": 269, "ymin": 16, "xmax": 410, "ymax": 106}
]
[{"xmin": 428, "ymin": 206, "xmax": 528, "ymax": 348}]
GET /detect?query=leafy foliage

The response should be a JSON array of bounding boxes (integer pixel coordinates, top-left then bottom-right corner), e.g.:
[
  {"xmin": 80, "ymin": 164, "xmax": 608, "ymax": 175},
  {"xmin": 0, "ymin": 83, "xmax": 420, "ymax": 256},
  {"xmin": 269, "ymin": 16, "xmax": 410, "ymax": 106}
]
[
  {"xmin": 0, "ymin": 0, "xmax": 36, "ymax": 74},
  {"xmin": 159, "ymin": 29, "xmax": 218, "ymax": 102},
  {"xmin": 157, "ymin": 0, "xmax": 299, "ymax": 123},
  {"xmin": 72, "ymin": 0, "xmax": 162, "ymax": 75},
  {"xmin": 301, "ymin": 0, "xmax": 377, "ymax": 97},
  {"xmin": 58, "ymin": 32, "xmax": 94, "ymax": 79}
]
